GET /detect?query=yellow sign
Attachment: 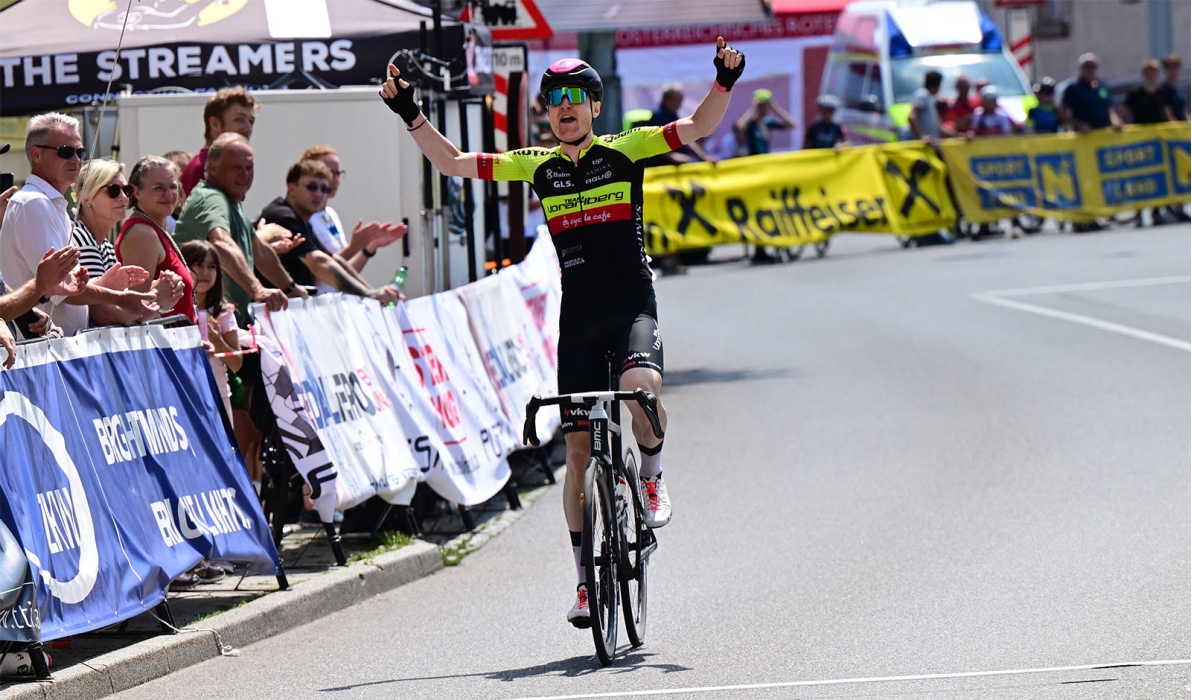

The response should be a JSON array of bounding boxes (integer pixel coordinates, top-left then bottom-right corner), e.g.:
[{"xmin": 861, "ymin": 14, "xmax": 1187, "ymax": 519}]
[
  {"xmin": 68, "ymin": 0, "xmax": 249, "ymax": 30},
  {"xmin": 642, "ymin": 143, "xmax": 954, "ymax": 254},
  {"xmin": 940, "ymin": 124, "xmax": 1192, "ymax": 224}
]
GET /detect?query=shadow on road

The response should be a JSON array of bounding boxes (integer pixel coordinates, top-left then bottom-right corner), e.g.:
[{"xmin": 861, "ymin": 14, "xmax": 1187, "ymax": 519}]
[
  {"xmin": 318, "ymin": 651, "xmax": 692, "ymax": 692},
  {"xmin": 665, "ymin": 367, "xmax": 793, "ymax": 390}
]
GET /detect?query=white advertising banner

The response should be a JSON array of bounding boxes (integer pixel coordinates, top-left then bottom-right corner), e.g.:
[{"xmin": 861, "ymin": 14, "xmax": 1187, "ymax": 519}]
[
  {"xmin": 378, "ymin": 293, "xmax": 516, "ymax": 506},
  {"xmin": 457, "ymin": 273, "xmax": 559, "ymax": 444},
  {"xmin": 501, "ymin": 234, "xmax": 562, "ymax": 381},
  {"xmin": 256, "ymin": 296, "xmax": 419, "ymax": 520}
]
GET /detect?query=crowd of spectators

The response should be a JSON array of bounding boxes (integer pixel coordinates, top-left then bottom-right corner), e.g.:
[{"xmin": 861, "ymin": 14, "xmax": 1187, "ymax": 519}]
[
  {"xmin": 0, "ymin": 86, "xmax": 410, "ymax": 468},
  {"xmin": 0, "ymin": 86, "xmax": 415, "ymax": 587}
]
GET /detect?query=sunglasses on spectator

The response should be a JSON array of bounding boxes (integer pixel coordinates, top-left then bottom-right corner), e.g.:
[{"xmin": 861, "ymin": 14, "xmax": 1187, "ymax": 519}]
[
  {"xmin": 330, "ymin": 169, "xmax": 346, "ymax": 178},
  {"xmin": 304, "ymin": 182, "xmax": 333, "ymax": 194},
  {"xmin": 103, "ymin": 183, "xmax": 134, "ymax": 199},
  {"xmin": 545, "ymin": 87, "xmax": 589, "ymax": 106},
  {"xmin": 34, "ymin": 144, "xmax": 86, "ymax": 160}
]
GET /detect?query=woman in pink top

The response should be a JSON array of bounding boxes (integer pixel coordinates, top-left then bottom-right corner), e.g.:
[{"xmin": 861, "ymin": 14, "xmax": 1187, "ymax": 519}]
[{"xmin": 117, "ymin": 156, "xmax": 197, "ymax": 324}]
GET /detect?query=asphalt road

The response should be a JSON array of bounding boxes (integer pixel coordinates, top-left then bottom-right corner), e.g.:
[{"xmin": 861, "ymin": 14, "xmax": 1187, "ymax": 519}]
[{"xmin": 113, "ymin": 226, "xmax": 1191, "ymax": 700}]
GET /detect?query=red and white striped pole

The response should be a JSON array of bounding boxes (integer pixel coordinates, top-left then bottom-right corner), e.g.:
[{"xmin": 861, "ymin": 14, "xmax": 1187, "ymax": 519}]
[
  {"xmin": 493, "ymin": 71, "xmax": 510, "ymax": 152},
  {"xmin": 1007, "ymin": 8, "xmax": 1035, "ymax": 81}
]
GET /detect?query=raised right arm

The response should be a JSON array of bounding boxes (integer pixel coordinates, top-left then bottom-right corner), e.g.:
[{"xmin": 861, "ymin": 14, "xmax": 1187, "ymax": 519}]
[{"xmin": 380, "ymin": 64, "xmax": 480, "ymax": 179}]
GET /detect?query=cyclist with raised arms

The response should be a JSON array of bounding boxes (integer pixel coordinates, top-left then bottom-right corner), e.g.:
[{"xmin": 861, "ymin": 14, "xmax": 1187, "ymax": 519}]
[{"xmin": 380, "ymin": 38, "xmax": 745, "ymax": 628}]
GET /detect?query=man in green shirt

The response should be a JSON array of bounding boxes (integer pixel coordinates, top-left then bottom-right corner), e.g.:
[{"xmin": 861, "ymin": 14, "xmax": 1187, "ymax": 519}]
[{"xmin": 174, "ymin": 133, "xmax": 302, "ymax": 323}]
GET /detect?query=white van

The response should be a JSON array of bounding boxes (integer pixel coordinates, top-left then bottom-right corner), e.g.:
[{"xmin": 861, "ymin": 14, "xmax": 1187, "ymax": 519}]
[{"xmin": 819, "ymin": 0, "xmax": 1035, "ymax": 143}]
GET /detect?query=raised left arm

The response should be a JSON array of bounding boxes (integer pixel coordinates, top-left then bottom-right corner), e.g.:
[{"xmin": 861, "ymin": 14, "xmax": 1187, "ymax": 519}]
[{"xmin": 675, "ymin": 37, "xmax": 745, "ymax": 145}]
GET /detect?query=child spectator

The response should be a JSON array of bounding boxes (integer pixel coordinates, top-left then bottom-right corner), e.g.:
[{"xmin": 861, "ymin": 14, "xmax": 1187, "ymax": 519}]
[
  {"xmin": 803, "ymin": 95, "xmax": 849, "ymax": 150},
  {"xmin": 1026, "ymin": 78, "xmax": 1061, "ymax": 133},
  {"xmin": 971, "ymin": 86, "xmax": 1020, "ymax": 136},
  {"xmin": 180, "ymin": 240, "xmax": 242, "ymax": 422}
]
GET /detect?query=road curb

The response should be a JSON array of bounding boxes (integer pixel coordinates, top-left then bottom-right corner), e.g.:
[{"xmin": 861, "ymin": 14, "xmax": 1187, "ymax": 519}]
[{"xmin": 4, "ymin": 540, "xmax": 442, "ymax": 700}]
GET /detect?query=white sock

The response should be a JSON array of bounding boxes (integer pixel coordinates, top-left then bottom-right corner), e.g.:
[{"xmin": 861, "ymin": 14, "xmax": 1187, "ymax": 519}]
[
  {"xmin": 570, "ymin": 531, "xmax": 584, "ymax": 585},
  {"xmin": 639, "ymin": 451, "xmax": 662, "ymax": 478}
]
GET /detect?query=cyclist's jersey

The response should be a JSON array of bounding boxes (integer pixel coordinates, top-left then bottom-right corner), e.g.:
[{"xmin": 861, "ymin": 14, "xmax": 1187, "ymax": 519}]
[{"xmin": 476, "ymin": 122, "xmax": 683, "ymax": 297}]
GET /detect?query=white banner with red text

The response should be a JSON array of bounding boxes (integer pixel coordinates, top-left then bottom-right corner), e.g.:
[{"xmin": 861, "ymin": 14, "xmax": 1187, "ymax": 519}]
[{"xmin": 255, "ymin": 296, "xmax": 420, "ymax": 521}]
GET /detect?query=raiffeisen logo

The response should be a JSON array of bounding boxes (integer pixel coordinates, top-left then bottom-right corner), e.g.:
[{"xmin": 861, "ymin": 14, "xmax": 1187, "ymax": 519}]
[{"xmin": 69, "ymin": 0, "xmax": 249, "ymax": 31}]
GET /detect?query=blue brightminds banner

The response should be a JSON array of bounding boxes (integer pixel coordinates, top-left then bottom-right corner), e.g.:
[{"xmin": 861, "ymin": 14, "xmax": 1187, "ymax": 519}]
[{"xmin": 0, "ymin": 325, "xmax": 280, "ymax": 641}]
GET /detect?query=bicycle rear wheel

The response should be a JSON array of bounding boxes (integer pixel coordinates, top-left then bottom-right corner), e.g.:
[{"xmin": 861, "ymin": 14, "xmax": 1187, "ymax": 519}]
[
  {"xmin": 619, "ymin": 452, "xmax": 648, "ymax": 648},
  {"xmin": 583, "ymin": 457, "xmax": 618, "ymax": 665}
]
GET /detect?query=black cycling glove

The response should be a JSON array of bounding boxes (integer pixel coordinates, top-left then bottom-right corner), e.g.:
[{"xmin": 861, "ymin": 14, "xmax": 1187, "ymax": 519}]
[
  {"xmin": 383, "ymin": 79, "xmax": 424, "ymax": 127},
  {"xmin": 713, "ymin": 45, "xmax": 746, "ymax": 91}
]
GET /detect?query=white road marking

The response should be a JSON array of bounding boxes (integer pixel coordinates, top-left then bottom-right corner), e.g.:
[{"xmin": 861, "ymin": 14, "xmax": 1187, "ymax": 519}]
[
  {"xmin": 972, "ymin": 276, "xmax": 1191, "ymax": 352},
  {"xmin": 505, "ymin": 660, "xmax": 1191, "ymax": 700},
  {"xmin": 982, "ymin": 276, "xmax": 1191, "ymax": 298}
]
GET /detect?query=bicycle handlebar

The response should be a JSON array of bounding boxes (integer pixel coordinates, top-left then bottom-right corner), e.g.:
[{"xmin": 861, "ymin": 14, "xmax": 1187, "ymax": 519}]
[{"xmin": 522, "ymin": 389, "xmax": 664, "ymax": 447}]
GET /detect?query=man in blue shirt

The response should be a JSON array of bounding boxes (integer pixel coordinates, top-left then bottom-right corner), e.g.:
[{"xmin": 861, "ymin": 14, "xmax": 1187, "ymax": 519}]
[{"xmin": 1061, "ymin": 53, "xmax": 1122, "ymax": 132}]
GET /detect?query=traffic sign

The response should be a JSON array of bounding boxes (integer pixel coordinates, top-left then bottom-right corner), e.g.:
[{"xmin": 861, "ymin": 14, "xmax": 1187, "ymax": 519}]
[{"xmin": 460, "ymin": 0, "xmax": 553, "ymax": 41}]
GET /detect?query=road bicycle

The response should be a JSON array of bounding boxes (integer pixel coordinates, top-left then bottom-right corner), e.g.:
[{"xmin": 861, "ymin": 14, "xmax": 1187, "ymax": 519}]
[{"xmin": 524, "ymin": 385, "xmax": 664, "ymax": 665}]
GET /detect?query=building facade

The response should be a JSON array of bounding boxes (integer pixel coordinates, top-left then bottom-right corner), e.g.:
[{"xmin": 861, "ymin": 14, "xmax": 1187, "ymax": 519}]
[{"xmin": 981, "ymin": 0, "xmax": 1191, "ymax": 84}]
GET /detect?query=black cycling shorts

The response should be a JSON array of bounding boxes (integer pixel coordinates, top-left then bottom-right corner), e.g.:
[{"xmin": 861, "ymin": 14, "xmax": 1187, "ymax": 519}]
[{"xmin": 557, "ymin": 290, "xmax": 663, "ymax": 433}]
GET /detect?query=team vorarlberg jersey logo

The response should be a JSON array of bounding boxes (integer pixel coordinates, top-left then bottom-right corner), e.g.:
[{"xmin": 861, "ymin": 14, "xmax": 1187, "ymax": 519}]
[
  {"xmin": 69, "ymin": 0, "xmax": 248, "ymax": 31},
  {"xmin": 0, "ymin": 392, "xmax": 98, "ymax": 606}
]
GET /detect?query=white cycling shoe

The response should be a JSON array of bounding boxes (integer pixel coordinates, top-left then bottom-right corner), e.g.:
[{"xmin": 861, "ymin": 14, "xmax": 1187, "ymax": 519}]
[
  {"xmin": 641, "ymin": 474, "xmax": 671, "ymax": 528},
  {"xmin": 567, "ymin": 584, "xmax": 591, "ymax": 628}
]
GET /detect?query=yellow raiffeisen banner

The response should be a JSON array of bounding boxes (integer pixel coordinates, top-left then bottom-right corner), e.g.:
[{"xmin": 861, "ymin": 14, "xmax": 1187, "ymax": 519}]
[
  {"xmin": 642, "ymin": 143, "xmax": 956, "ymax": 254},
  {"xmin": 941, "ymin": 124, "xmax": 1191, "ymax": 224}
]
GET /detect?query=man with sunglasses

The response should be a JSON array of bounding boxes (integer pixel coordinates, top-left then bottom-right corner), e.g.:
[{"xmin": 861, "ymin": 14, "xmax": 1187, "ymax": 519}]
[
  {"xmin": 381, "ymin": 37, "xmax": 745, "ymax": 627},
  {"xmin": 0, "ymin": 113, "xmax": 157, "ymax": 337},
  {"xmin": 258, "ymin": 159, "xmax": 402, "ymax": 304}
]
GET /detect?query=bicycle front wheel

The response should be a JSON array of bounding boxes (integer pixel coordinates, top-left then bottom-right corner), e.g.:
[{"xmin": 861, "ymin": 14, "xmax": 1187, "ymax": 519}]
[
  {"xmin": 583, "ymin": 457, "xmax": 618, "ymax": 665},
  {"xmin": 619, "ymin": 451, "xmax": 648, "ymax": 648}
]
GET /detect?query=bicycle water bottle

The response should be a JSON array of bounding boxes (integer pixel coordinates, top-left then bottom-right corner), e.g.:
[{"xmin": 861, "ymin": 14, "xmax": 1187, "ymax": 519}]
[{"xmin": 616, "ymin": 475, "xmax": 630, "ymax": 524}]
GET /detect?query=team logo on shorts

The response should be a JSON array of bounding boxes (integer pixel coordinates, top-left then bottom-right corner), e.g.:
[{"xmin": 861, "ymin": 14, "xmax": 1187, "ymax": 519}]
[{"xmin": 652, "ymin": 328, "xmax": 662, "ymax": 351}]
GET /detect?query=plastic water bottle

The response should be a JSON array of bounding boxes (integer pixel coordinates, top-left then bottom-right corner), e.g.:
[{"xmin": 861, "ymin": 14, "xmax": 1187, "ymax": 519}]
[
  {"xmin": 616, "ymin": 475, "xmax": 630, "ymax": 525},
  {"xmin": 387, "ymin": 266, "xmax": 409, "ymax": 308}
]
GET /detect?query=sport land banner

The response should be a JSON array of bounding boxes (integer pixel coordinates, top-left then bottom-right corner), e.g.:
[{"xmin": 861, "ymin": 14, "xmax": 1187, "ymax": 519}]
[
  {"xmin": 256, "ymin": 295, "xmax": 419, "ymax": 520},
  {"xmin": 457, "ymin": 273, "xmax": 559, "ymax": 444},
  {"xmin": 384, "ymin": 293, "xmax": 517, "ymax": 506},
  {"xmin": 0, "ymin": 326, "xmax": 279, "ymax": 641},
  {"xmin": 940, "ymin": 123, "xmax": 1192, "ymax": 224},
  {"xmin": 641, "ymin": 142, "xmax": 956, "ymax": 254}
]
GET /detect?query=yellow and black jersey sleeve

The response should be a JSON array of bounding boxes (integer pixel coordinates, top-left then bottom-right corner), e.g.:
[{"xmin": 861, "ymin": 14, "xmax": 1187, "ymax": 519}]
[
  {"xmin": 600, "ymin": 123, "xmax": 684, "ymax": 162},
  {"xmin": 475, "ymin": 147, "xmax": 555, "ymax": 181}
]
